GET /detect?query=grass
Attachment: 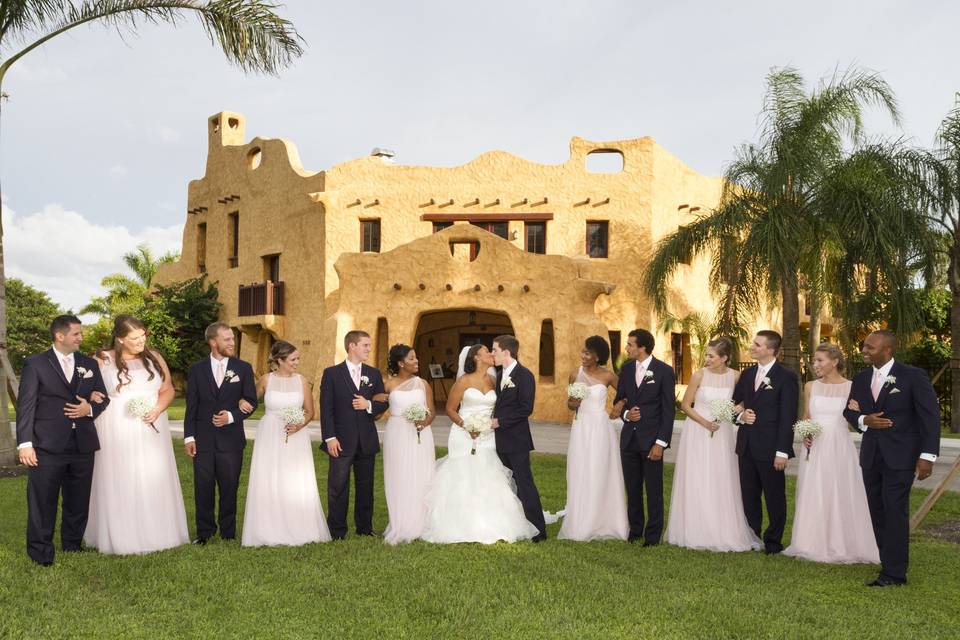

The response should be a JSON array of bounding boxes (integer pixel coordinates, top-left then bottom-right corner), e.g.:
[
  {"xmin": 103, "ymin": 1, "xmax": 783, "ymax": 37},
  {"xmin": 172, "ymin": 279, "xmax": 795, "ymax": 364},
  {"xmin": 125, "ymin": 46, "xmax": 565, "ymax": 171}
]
[{"xmin": 1, "ymin": 446, "xmax": 959, "ymax": 639}]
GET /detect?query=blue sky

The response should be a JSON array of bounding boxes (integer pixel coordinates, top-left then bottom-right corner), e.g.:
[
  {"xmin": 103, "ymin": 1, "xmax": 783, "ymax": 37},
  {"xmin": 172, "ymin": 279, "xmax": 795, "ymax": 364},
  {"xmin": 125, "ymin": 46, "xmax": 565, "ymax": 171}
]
[{"xmin": 2, "ymin": 0, "xmax": 959, "ymax": 311}]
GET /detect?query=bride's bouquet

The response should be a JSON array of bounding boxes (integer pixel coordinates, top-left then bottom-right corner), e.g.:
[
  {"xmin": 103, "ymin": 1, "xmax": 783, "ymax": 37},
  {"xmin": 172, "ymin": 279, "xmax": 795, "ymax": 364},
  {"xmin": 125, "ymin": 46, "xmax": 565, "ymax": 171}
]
[
  {"xmin": 707, "ymin": 398, "xmax": 736, "ymax": 439},
  {"xmin": 126, "ymin": 397, "xmax": 159, "ymax": 433},
  {"xmin": 402, "ymin": 403, "xmax": 430, "ymax": 444},
  {"xmin": 280, "ymin": 406, "xmax": 306, "ymax": 444},
  {"xmin": 567, "ymin": 382, "xmax": 590, "ymax": 400},
  {"xmin": 792, "ymin": 419, "xmax": 823, "ymax": 461},
  {"xmin": 462, "ymin": 413, "xmax": 492, "ymax": 455}
]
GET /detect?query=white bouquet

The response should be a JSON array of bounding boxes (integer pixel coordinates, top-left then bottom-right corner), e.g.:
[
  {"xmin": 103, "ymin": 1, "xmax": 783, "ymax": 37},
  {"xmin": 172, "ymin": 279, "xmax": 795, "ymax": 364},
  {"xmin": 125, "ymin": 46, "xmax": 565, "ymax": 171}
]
[
  {"xmin": 462, "ymin": 412, "xmax": 493, "ymax": 455},
  {"xmin": 707, "ymin": 398, "xmax": 736, "ymax": 439},
  {"xmin": 126, "ymin": 397, "xmax": 159, "ymax": 433},
  {"xmin": 792, "ymin": 419, "xmax": 823, "ymax": 461},
  {"xmin": 280, "ymin": 406, "xmax": 306, "ymax": 444},
  {"xmin": 402, "ymin": 403, "xmax": 430, "ymax": 444},
  {"xmin": 567, "ymin": 382, "xmax": 590, "ymax": 400}
]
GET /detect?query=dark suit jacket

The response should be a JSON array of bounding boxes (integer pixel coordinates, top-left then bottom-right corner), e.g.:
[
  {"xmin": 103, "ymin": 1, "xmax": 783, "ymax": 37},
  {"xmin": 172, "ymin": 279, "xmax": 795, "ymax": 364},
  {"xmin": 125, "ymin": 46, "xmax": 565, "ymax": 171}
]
[
  {"xmin": 732, "ymin": 361, "xmax": 798, "ymax": 461},
  {"xmin": 843, "ymin": 361, "xmax": 940, "ymax": 470},
  {"xmin": 614, "ymin": 357, "xmax": 676, "ymax": 452},
  {"xmin": 319, "ymin": 362, "xmax": 387, "ymax": 457},
  {"xmin": 16, "ymin": 349, "xmax": 109, "ymax": 454},
  {"xmin": 184, "ymin": 357, "xmax": 258, "ymax": 453},
  {"xmin": 493, "ymin": 362, "xmax": 536, "ymax": 454}
]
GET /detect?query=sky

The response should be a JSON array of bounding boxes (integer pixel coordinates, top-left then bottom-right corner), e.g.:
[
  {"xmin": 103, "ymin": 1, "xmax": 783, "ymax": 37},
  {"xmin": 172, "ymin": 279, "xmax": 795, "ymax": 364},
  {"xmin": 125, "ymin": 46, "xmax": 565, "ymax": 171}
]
[{"xmin": 2, "ymin": 0, "xmax": 959, "ymax": 313}]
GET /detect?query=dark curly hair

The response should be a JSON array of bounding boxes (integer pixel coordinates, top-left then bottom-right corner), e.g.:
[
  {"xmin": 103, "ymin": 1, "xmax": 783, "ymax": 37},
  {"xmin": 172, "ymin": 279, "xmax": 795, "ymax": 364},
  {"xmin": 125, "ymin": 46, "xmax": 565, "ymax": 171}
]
[
  {"xmin": 387, "ymin": 343, "xmax": 413, "ymax": 375},
  {"xmin": 462, "ymin": 344, "xmax": 485, "ymax": 375},
  {"xmin": 584, "ymin": 335, "xmax": 610, "ymax": 366}
]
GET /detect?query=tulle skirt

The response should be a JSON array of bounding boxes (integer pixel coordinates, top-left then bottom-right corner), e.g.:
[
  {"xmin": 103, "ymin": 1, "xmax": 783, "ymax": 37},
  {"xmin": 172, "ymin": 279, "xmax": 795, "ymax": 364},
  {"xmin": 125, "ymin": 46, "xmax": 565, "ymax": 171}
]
[{"xmin": 383, "ymin": 416, "xmax": 435, "ymax": 545}]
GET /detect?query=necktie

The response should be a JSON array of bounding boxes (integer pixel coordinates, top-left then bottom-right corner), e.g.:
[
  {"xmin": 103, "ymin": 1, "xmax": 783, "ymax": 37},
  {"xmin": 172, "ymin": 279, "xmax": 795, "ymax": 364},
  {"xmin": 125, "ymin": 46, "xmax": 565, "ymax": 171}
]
[
  {"xmin": 871, "ymin": 370, "xmax": 884, "ymax": 401},
  {"xmin": 216, "ymin": 360, "xmax": 225, "ymax": 387},
  {"xmin": 754, "ymin": 366, "xmax": 765, "ymax": 391},
  {"xmin": 62, "ymin": 356, "xmax": 73, "ymax": 382},
  {"xmin": 351, "ymin": 365, "xmax": 361, "ymax": 388},
  {"xmin": 635, "ymin": 364, "xmax": 644, "ymax": 388}
]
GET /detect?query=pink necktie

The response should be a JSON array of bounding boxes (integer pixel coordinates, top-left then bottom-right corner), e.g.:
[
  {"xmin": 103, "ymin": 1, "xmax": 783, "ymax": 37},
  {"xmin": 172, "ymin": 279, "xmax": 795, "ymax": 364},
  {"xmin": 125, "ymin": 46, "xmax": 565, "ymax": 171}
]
[
  {"xmin": 871, "ymin": 370, "xmax": 883, "ymax": 401},
  {"xmin": 635, "ymin": 364, "xmax": 644, "ymax": 387},
  {"xmin": 352, "ymin": 366, "xmax": 361, "ymax": 388},
  {"xmin": 216, "ymin": 360, "xmax": 225, "ymax": 387},
  {"xmin": 62, "ymin": 356, "xmax": 73, "ymax": 381}
]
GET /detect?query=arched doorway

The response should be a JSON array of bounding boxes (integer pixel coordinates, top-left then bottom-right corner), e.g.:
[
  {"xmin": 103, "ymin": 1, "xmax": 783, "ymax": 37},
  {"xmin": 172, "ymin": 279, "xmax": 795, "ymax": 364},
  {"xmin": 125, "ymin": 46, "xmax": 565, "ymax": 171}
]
[{"xmin": 413, "ymin": 308, "xmax": 513, "ymax": 406}]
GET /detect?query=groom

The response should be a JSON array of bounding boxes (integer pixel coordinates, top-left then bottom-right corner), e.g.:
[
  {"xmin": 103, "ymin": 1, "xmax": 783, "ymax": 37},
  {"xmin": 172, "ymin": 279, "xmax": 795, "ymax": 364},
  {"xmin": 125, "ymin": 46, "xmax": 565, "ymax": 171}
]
[
  {"xmin": 183, "ymin": 321, "xmax": 258, "ymax": 544},
  {"xmin": 843, "ymin": 330, "xmax": 939, "ymax": 587},
  {"xmin": 17, "ymin": 315, "xmax": 109, "ymax": 565},
  {"xmin": 732, "ymin": 330, "xmax": 798, "ymax": 555},
  {"xmin": 320, "ymin": 330, "xmax": 388, "ymax": 539},
  {"xmin": 491, "ymin": 335, "xmax": 547, "ymax": 542}
]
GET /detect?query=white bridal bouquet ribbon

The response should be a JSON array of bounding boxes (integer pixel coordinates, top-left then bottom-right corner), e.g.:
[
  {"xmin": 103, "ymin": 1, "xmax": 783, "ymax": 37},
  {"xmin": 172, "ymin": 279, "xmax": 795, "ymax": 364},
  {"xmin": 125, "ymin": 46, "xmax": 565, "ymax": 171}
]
[
  {"xmin": 792, "ymin": 419, "xmax": 823, "ymax": 461},
  {"xmin": 126, "ymin": 397, "xmax": 159, "ymax": 433},
  {"xmin": 280, "ymin": 406, "xmax": 306, "ymax": 444},
  {"xmin": 402, "ymin": 403, "xmax": 430, "ymax": 444},
  {"xmin": 707, "ymin": 398, "xmax": 735, "ymax": 439},
  {"xmin": 462, "ymin": 413, "xmax": 492, "ymax": 455}
]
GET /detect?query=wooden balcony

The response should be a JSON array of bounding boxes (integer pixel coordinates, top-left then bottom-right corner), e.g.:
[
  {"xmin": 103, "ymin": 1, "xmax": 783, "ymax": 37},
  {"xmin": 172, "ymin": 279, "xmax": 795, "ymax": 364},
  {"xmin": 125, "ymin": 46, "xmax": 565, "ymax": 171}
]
[{"xmin": 239, "ymin": 281, "xmax": 285, "ymax": 316}]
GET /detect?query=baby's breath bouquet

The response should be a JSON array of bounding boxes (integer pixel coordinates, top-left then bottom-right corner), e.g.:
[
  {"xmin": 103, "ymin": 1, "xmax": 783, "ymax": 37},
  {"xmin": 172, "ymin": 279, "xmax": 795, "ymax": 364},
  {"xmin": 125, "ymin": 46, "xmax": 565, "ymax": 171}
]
[
  {"xmin": 402, "ymin": 404, "xmax": 430, "ymax": 444},
  {"xmin": 126, "ymin": 397, "xmax": 159, "ymax": 433},
  {"xmin": 280, "ymin": 406, "xmax": 306, "ymax": 444},
  {"xmin": 706, "ymin": 398, "xmax": 735, "ymax": 439},
  {"xmin": 792, "ymin": 419, "xmax": 823, "ymax": 461},
  {"xmin": 462, "ymin": 413, "xmax": 492, "ymax": 455}
]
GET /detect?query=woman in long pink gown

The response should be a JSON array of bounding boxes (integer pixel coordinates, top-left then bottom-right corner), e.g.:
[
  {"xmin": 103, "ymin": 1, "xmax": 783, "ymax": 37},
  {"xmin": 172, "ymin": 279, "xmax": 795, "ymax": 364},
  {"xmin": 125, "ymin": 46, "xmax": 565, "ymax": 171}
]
[
  {"xmin": 665, "ymin": 337, "xmax": 760, "ymax": 551},
  {"xmin": 784, "ymin": 344, "xmax": 879, "ymax": 564}
]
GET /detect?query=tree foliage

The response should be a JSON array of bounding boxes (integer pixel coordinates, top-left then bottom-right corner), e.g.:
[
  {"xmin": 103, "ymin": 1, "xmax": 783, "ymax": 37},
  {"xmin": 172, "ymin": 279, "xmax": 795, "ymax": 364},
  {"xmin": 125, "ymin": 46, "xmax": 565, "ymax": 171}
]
[{"xmin": 6, "ymin": 278, "xmax": 64, "ymax": 373}]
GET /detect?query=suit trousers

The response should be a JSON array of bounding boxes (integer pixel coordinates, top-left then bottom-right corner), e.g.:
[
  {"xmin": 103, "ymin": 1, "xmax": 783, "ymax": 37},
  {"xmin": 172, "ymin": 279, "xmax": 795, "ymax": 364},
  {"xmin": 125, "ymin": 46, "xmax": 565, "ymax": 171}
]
[
  {"xmin": 620, "ymin": 447, "xmax": 664, "ymax": 543},
  {"xmin": 738, "ymin": 454, "xmax": 787, "ymax": 552},
  {"xmin": 193, "ymin": 448, "xmax": 243, "ymax": 539},
  {"xmin": 326, "ymin": 450, "xmax": 377, "ymax": 538},
  {"xmin": 862, "ymin": 448, "xmax": 915, "ymax": 581},
  {"xmin": 498, "ymin": 451, "xmax": 546, "ymax": 537}
]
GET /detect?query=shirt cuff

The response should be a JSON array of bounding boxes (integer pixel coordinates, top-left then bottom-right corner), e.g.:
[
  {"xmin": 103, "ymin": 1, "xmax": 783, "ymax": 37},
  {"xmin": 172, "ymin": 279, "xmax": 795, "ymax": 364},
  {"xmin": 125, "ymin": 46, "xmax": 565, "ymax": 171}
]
[
  {"xmin": 325, "ymin": 437, "xmax": 337, "ymax": 442},
  {"xmin": 87, "ymin": 407, "xmax": 94, "ymax": 418},
  {"xmin": 775, "ymin": 451, "xmax": 789, "ymax": 459},
  {"xmin": 184, "ymin": 437, "xmax": 195, "ymax": 444},
  {"xmin": 18, "ymin": 441, "xmax": 32, "ymax": 449},
  {"xmin": 857, "ymin": 415, "xmax": 867, "ymax": 432},
  {"xmin": 227, "ymin": 411, "xmax": 235, "ymax": 424},
  {"xmin": 920, "ymin": 453, "xmax": 937, "ymax": 463},
  {"xmin": 655, "ymin": 439, "xmax": 668, "ymax": 448},
  {"xmin": 365, "ymin": 403, "xmax": 373, "ymax": 414}
]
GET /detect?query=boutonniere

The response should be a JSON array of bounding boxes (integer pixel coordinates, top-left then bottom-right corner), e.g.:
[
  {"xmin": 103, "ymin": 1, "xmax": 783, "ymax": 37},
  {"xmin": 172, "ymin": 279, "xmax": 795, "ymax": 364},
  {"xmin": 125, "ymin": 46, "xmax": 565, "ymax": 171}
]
[
  {"xmin": 644, "ymin": 370, "xmax": 655, "ymax": 384},
  {"xmin": 761, "ymin": 376, "xmax": 773, "ymax": 390},
  {"xmin": 75, "ymin": 366, "xmax": 94, "ymax": 379},
  {"xmin": 359, "ymin": 375, "xmax": 370, "ymax": 387},
  {"xmin": 884, "ymin": 375, "xmax": 897, "ymax": 387},
  {"xmin": 501, "ymin": 375, "xmax": 515, "ymax": 390},
  {"xmin": 225, "ymin": 369, "xmax": 240, "ymax": 383}
]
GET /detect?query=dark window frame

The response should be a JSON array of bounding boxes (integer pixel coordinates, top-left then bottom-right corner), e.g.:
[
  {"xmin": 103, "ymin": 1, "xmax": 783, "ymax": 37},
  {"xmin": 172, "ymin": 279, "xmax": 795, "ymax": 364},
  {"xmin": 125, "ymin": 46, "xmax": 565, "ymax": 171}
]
[
  {"xmin": 525, "ymin": 221, "xmax": 546, "ymax": 254},
  {"xmin": 360, "ymin": 219, "xmax": 382, "ymax": 253},
  {"xmin": 586, "ymin": 221, "xmax": 609, "ymax": 258}
]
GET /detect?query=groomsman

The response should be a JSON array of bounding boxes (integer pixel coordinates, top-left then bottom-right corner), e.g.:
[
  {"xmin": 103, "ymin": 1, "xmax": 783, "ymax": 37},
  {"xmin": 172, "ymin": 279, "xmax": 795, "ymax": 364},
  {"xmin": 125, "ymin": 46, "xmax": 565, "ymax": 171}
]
[
  {"xmin": 16, "ymin": 315, "xmax": 110, "ymax": 565},
  {"xmin": 183, "ymin": 322, "xmax": 258, "ymax": 544},
  {"xmin": 320, "ymin": 330, "xmax": 388, "ymax": 539},
  {"xmin": 843, "ymin": 330, "xmax": 939, "ymax": 587},
  {"xmin": 614, "ymin": 329, "xmax": 676, "ymax": 545},
  {"xmin": 732, "ymin": 330, "xmax": 798, "ymax": 554}
]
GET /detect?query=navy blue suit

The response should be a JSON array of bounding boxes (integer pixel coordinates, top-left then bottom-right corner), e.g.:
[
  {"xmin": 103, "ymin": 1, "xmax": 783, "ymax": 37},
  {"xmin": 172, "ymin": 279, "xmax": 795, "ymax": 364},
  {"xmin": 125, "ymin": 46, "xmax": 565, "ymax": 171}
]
[
  {"xmin": 319, "ymin": 361, "xmax": 387, "ymax": 537},
  {"xmin": 614, "ymin": 357, "xmax": 675, "ymax": 543},
  {"xmin": 16, "ymin": 349, "xmax": 109, "ymax": 564},
  {"xmin": 493, "ymin": 362, "xmax": 546, "ymax": 538},
  {"xmin": 732, "ymin": 361, "xmax": 798, "ymax": 552},
  {"xmin": 844, "ymin": 361, "xmax": 940, "ymax": 582},
  {"xmin": 184, "ymin": 356, "xmax": 258, "ymax": 539}
]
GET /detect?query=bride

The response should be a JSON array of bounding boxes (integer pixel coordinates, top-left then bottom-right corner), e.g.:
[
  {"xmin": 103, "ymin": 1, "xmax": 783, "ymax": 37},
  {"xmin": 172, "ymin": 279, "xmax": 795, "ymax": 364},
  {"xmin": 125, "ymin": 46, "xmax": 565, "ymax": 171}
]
[{"xmin": 421, "ymin": 344, "xmax": 540, "ymax": 544}]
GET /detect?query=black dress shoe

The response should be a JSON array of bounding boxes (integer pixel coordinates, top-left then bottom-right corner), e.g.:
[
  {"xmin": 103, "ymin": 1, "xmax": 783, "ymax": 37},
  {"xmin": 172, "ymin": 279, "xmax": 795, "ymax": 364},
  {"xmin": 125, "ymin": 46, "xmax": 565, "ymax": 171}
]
[
  {"xmin": 531, "ymin": 533, "xmax": 547, "ymax": 543},
  {"xmin": 763, "ymin": 546, "xmax": 783, "ymax": 555},
  {"xmin": 331, "ymin": 535, "xmax": 346, "ymax": 541},
  {"xmin": 220, "ymin": 536, "xmax": 235, "ymax": 541},
  {"xmin": 357, "ymin": 531, "xmax": 379, "ymax": 537},
  {"xmin": 627, "ymin": 535, "xmax": 642, "ymax": 543},
  {"xmin": 867, "ymin": 576, "xmax": 906, "ymax": 587},
  {"xmin": 192, "ymin": 537, "xmax": 209, "ymax": 545},
  {"xmin": 33, "ymin": 559, "xmax": 53, "ymax": 567},
  {"xmin": 642, "ymin": 541, "xmax": 660, "ymax": 548}
]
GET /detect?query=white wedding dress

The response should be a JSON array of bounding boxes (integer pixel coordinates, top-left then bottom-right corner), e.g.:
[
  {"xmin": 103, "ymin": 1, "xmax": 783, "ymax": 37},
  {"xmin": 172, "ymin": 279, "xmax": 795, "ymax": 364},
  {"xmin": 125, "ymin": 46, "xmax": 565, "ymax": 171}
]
[{"xmin": 421, "ymin": 387, "xmax": 540, "ymax": 544}]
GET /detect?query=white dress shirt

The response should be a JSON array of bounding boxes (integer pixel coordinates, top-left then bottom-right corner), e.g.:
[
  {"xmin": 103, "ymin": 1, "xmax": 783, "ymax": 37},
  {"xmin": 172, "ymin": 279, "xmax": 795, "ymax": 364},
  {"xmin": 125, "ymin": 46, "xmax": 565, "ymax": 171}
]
[
  {"xmin": 501, "ymin": 359, "xmax": 518, "ymax": 382},
  {"xmin": 856, "ymin": 358, "xmax": 937, "ymax": 463},
  {"xmin": 183, "ymin": 354, "xmax": 234, "ymax": 445},
  {"xmin": 622, "ymin": 355, "xmax": 668, "ymax": 449}
]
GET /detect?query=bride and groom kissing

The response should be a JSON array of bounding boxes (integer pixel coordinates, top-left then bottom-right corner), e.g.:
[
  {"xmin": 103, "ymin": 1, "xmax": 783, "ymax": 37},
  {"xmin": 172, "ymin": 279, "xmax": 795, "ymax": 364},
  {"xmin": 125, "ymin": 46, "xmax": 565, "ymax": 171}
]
[{"xmin": 320, "ymin": 331, "xmax": 547, "ymax": 544}]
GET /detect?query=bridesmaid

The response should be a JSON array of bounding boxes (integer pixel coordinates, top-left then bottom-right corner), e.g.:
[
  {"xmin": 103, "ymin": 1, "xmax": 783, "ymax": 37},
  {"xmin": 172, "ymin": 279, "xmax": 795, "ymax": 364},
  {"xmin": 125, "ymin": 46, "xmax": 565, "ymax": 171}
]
[
  {"xmin": 241, "ymin": 340, "xmax": 331, "ymax": 547},
  {"xmin": 558, "ymin": 336, "xmax": 628, "ymax": 541},
  {"xmin": 784, "ymin": 343, "xmax": 879, "ymax": 563},
  {"xmin": 665, "ymin": 337, "xmax": 761, "ymax": 551},
  {"xmin": 382, "ymin": 344, "xmax": 436, "ymax": 545}
]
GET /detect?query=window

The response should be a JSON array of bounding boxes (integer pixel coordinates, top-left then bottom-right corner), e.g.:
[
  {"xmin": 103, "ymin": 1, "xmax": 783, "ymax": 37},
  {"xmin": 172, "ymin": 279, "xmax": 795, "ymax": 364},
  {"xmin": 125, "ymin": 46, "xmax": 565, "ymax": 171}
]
[
  {"xmin": 608, "ymin": 331, "xmax": 621, "ymax": 363},
  {"xmin": 263, "ymin": 254, "xmax": 280, "ymax": 282},
  {"xmin": 433, "ymin": 221, "xmax": 453, "ymax": 233},
  {"xmin": 525, "ymin": 222, "xmax": 546, "ymax": 254},
  {"xmin": 361, "ymin": 219, "xmax": 381, "ymax": 252},
  {"xmin": 471, "ymin": 221, "xmax": 508, "ymax": 239},
  {"xmin": 539, "ymin": 319, "xmax": 555, "ymax": 380},
  {"xmin": 228, "ymin": 212, "xmax": 239, "ymax": 268},
  {"xmin": 586, "ymin": 221, "xmax": 608, "ymax": 258},
  {"xmin": 196, "ymin": 223, "xmax": 207, "ymax": 273},
  {"xmin": 585, "ymin": 149, "xmax": 624, "ymax": 173}
]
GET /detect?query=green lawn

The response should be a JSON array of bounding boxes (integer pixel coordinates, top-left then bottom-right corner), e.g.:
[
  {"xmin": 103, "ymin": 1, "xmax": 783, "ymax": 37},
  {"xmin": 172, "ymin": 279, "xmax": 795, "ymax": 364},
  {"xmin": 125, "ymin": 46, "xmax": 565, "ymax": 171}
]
[{"xmin": 0, "ymin": 447, "xmax": 958, "ymax": 639}]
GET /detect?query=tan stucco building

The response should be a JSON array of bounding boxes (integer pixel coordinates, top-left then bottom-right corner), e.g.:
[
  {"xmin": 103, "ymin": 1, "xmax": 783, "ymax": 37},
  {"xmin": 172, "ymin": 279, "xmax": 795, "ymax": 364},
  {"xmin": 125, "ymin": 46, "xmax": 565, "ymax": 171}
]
[{"xmin": 156, "ymin": 111, "xmax": 776, "ymax": 421}]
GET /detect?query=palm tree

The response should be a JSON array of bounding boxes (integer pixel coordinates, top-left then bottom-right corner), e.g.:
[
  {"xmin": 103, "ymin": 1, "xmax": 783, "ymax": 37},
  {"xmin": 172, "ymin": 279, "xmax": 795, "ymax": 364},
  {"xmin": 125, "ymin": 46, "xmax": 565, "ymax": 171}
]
[
  {"xmin": 657, "ymin": 311, "xmax": 712, "ymax": 369},
  {"xmin": 644, "ymin": 66, "xmax": 931, "ymax": 377},
  {"xmin": 0, "ymin": 1, "xmax": 303, "ymax": 465},
  {"xmin": 81, "ymin": 244, "xmax": 179, "ymax": 316}
]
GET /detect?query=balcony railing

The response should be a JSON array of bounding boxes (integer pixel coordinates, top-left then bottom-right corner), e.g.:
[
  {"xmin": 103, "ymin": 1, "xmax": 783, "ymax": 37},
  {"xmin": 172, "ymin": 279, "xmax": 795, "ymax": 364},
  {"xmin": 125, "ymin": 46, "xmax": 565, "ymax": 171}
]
[{"xmin": 239, "ymin": 281, "xmax": 285, "ymax": 316}]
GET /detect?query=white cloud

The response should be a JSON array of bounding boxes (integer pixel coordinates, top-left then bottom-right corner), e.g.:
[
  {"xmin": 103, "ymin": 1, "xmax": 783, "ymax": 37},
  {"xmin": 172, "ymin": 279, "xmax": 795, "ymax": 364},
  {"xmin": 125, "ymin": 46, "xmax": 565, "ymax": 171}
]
[
  {"xmin": 157, "ymin": 126, "xmax": 182, "ymax": 144},
  {"xmin": 108, "ymin": 165, "xmax": 129, "ymax": 177},
  {"xmin": 2, "ymin": 201, "xmax": 183, "ymax": 317}
]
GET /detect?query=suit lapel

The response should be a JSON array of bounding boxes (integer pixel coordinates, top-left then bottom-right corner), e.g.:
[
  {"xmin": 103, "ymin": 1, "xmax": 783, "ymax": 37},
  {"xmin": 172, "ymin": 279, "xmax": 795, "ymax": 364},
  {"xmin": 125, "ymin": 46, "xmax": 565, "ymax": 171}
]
[
  {"xmin": 202, "ymin": 357, "xmax": 220, "ymax": 398},
  {"xmin": 340, "ymin": 361, "xmax": 357, "ymax": 392},
  {"xmin": 875, "ymin": 361, "xmax": 901, "ymax": 411},
  {"xmin": 45, "ymin": 349, "xmax": 73, "ymax": 392}
]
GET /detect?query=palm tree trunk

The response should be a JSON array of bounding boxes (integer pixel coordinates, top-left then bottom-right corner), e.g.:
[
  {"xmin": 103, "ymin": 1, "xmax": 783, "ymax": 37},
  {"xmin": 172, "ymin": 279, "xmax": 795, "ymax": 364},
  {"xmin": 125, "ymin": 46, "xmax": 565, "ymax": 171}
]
[
  {"xmin": 780, "ymin": 277, "xmax": 803, "ymax": 378},
  {"xmin": 950, "ymin": 231, "xmax": 960, "ymax": 434},
  {"xmin": 0, "ymin": 87, "xmax": 15, "ymax": 466},
  {"xmin": 808, "ymin": 293, "xmax": 822, "ymax": 351}
]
